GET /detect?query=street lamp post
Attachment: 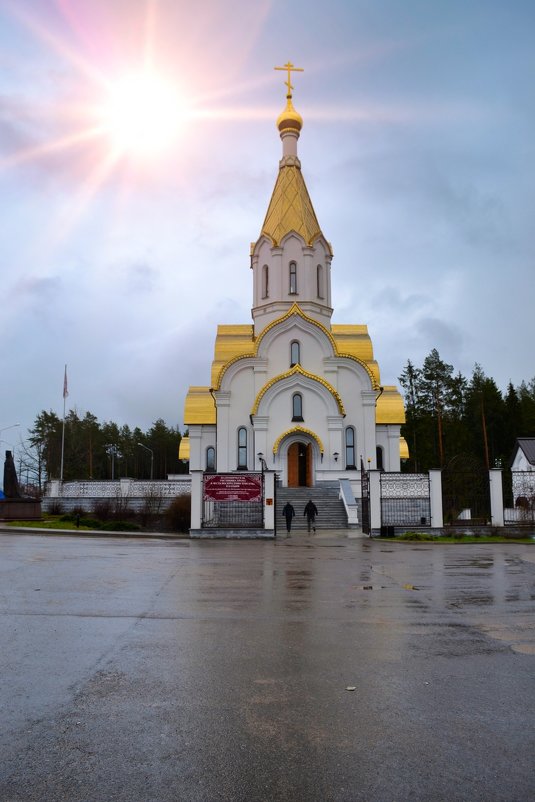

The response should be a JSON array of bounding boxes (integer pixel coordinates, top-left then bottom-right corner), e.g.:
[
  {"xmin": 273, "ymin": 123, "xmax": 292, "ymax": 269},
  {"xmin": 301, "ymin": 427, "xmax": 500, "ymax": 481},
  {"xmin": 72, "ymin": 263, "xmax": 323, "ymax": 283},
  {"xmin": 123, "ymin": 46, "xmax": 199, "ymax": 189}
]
[
  {"xmin": 0, "ymin": 423, "xmax": 20, "ymax": 456},
  {"xmin": 137, "ymin": 443, "xmax": 154, "ymax": 480},
  {"xmin": 105, "ymin": 444, "xmax": 121, "ymax": 481}
]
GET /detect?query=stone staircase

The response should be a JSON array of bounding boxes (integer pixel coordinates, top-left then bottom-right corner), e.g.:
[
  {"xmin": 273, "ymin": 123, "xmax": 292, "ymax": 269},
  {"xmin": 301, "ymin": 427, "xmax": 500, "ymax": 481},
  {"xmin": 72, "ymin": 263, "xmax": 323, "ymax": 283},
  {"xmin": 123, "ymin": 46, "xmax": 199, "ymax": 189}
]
[{"xmin": 275, "ymin": 482, "xmax": 348, "ymax": 531}]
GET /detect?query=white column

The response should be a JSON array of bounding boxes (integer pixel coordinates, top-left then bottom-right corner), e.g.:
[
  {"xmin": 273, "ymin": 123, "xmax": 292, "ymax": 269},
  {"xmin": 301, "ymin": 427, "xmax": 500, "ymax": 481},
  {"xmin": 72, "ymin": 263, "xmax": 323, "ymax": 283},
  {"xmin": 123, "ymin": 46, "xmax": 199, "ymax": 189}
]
[
  {"xmin": 215, "ymin": 391, "xmax": 231, "ymax": 471},
  {"xmin": 188, "ymin": 426, "xmax": 203, "ymax": 472},
  {"xmin": 327, "ymin": 415, "xmax": 343, "ymax": 469},
  {"xmin": 386, "ymin": 427, "xmax": 401, "ymax": 472},
  {"xmin": 48, "ymin": 480, "xmax": 61, "ymax": 497},
  {"xmin": 489, "ymin": 469, "xmax": 504, "ymax": 527},
  {"xmin": 190, "ymin": 471, "xmax": 203, "ymax": 530},
  {"xmin": 361, "ymin": 391, "xmax": 377, "ymax": 469},
  {"xmin": 429, "ymin": 470, "xmax": 443, "ymax": 528},
  {"xmin": 263, "ymin": 472, "xmax": 275, "ymax": 532},
  {"xmin": 369, "ymin": 470, "xmax": 381, "ymax": 532}
]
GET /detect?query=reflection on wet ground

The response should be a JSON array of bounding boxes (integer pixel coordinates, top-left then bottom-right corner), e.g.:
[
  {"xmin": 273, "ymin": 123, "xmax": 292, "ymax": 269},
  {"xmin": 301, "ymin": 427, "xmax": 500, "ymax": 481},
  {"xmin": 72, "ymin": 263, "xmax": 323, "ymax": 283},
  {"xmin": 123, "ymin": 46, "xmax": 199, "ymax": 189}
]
[{"xmin": 1, "ymin": 534, "xmax": 535, "ymax": 801}]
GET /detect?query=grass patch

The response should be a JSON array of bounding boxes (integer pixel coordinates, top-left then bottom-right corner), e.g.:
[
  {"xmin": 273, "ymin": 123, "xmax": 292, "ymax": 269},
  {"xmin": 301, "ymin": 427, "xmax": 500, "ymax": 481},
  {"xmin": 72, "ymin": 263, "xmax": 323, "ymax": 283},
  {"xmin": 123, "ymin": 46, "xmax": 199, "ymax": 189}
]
[
  {"xmin": 5, "ymin": 516, "xmax": 99, "ymax": 531},
  {"xmin": 5, "ymin": 515, "xmax": 139, "ymax": 532},
  {"xmin": 386, "ymin": 530, "xmax": 534, "ymax": 544}
]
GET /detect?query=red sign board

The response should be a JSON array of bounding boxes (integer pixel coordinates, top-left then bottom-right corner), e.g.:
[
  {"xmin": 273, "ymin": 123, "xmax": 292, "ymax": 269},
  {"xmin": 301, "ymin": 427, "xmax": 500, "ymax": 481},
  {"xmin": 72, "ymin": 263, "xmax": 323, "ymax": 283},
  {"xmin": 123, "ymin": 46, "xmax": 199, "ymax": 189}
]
[{"xmin": 203, "ymin": 473, "xmax": 262, "ymax": 502}]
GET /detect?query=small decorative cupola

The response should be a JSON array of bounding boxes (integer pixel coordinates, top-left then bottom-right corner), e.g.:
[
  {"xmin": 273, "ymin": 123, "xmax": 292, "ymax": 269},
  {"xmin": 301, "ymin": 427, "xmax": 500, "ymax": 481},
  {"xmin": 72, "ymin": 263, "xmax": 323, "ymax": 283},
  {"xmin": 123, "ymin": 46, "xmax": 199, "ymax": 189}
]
[{"xmin": 251, "ymin": 63, "xmax": 333, "ymax": 335}]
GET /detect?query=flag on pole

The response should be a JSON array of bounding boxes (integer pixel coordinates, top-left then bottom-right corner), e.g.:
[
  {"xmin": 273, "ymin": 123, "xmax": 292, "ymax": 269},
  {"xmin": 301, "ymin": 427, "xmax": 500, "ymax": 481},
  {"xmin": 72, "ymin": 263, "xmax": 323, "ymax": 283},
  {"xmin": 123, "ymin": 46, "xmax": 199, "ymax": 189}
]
[{"xmin": 63, "ymin": 365, "xmax": 69, "ymax": 399}]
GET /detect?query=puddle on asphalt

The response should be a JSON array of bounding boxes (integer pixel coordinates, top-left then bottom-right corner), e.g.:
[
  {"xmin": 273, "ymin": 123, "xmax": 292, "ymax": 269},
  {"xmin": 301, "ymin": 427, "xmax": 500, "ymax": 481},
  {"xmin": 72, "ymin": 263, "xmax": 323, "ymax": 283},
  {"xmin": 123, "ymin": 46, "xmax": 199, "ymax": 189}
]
[
  {"xmin": 512, "ymin": 643, "xmax": 535, "ymax": 654},
  {"xmin": 447, "ymin": 593, "xmax": 494, "ymax": 607}
]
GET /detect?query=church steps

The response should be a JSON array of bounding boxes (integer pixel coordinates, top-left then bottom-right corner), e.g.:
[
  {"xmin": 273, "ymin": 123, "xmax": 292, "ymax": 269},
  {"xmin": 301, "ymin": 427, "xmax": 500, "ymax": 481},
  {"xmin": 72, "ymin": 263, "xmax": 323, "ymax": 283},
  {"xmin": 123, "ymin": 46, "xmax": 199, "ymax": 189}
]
[{"xmin": 276, "ymin": 483, "xmax": 348, "ymax": 530}]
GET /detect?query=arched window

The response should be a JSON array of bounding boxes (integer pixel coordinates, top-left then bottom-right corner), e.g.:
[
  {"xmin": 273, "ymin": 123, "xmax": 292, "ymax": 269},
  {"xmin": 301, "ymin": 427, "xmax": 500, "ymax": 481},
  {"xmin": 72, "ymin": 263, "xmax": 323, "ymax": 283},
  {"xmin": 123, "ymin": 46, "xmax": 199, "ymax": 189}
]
[
  {"xmin": 206, "ymin": 446, "xmax": 215, "ymax": 472},
  {"xmin": 289, "ymin": 261, "xmax": 297, "ymax": 294},
  {"xmin": 237, "ymin": 427, "xmax": 247, "ymax": 469},
  {"xmin": 376, "ymin": 446, "xmax": 384, "ymax": 471},
  {"xmin": 262, "ymin": 264, "xmax": 269, "ymax": 298},
  {"xmin": 317, "ymin": 264, "xmax": 324, "ymax": 298},
  {"xmin": 292, "ymin": 393, "xmax": 303, "ymax": 421},
  {"xmin": 345, "ymin": 427, "xmax": 356, "ymax": 469},
  {"xmin": 290, "ymin": 340, "xmax": 301, "ymax": 367}
]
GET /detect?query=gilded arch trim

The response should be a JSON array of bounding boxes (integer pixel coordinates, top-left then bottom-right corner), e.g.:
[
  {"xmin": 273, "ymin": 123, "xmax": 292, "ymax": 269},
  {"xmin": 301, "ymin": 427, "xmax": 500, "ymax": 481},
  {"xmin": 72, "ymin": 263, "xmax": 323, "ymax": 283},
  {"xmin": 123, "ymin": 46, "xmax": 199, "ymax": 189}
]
[
  {"xmin": 251, "ymin": 364, "xmax": 345, "ymax": 416},
  {"xmin": 336, "ymin": 353, "xmax": 379, "ymax": 389},
  {"xmin": 255, "ymin": 303, "xmax": 338, "ymax": 353},
  {"xmin": 272, "ymin": 426, "xmax": 325, "ymax": 456},
  {"xmin": 213, "ymin": 304, "xmax": 379, "ymax": 391}
]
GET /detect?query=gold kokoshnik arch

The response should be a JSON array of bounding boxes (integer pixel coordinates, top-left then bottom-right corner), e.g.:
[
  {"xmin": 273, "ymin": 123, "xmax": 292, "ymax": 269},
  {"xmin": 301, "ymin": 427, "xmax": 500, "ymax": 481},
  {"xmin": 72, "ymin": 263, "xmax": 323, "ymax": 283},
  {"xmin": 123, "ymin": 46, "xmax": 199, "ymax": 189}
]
[
  {"xmin": 272, "ymin": 426, "xmax": 325, "ymax": 456},
  {"xmin": 251, "ymin": 364, "xmax": 345, "ymax": 416},
  {"xmin": 213, "ymin": 303, "xmax": 379, "ymax": 391}
]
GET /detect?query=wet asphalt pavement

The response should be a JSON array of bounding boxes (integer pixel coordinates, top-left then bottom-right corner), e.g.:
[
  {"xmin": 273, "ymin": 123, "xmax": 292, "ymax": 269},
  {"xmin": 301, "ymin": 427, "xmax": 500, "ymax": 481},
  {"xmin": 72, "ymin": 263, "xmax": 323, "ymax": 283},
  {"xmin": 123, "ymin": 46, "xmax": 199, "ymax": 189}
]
[{"xmin": 1, "ymin": 532, "xmax": 534, "ymax": 802}]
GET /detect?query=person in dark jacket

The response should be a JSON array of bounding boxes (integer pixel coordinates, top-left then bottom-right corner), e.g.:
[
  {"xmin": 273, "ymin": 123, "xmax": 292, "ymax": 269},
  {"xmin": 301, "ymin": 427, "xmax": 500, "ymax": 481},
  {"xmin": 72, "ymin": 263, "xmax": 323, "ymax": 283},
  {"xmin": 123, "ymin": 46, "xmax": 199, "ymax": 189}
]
[
  {"xmin": 304, "ymin": 499, "xmax": 318, "ymax": 532},
  {"xmin": 282, "ymin": 502, "xmax": 295, "ymax": 533}
]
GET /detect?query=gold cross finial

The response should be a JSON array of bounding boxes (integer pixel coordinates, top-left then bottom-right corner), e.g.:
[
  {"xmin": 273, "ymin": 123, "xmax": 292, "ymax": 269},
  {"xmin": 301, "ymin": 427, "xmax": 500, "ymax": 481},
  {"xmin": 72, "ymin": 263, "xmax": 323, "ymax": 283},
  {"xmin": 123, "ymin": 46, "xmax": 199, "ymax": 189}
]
[{"xmin": 274, "ymin": 61, "xmax": 304, "ymax": 99}]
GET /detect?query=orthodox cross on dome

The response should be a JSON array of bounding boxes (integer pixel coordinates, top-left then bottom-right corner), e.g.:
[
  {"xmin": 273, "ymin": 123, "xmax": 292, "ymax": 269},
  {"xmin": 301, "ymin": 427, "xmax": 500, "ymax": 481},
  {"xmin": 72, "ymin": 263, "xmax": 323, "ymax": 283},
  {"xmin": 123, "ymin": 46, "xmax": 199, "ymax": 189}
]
[{"xmin": 274, "ymin": 61, "xmax": 304, "ymax": 99}]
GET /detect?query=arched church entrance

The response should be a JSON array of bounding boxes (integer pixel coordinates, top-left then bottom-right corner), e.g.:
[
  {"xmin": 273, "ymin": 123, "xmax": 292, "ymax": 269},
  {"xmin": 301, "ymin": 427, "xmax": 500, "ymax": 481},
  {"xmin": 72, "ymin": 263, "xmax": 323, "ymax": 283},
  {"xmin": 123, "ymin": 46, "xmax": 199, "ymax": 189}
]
[{"xmin": 287, "ymin": 441, "xmax": 313, "ymax": 487}]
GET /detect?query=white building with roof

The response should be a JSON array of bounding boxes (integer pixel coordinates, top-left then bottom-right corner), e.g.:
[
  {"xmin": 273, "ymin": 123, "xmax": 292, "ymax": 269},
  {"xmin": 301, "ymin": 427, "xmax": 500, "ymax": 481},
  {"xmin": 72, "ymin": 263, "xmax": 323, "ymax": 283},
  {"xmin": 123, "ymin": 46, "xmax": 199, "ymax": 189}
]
[{"xmin": 179, "ymin": 73, "xmax": 406, "ymax": 498}]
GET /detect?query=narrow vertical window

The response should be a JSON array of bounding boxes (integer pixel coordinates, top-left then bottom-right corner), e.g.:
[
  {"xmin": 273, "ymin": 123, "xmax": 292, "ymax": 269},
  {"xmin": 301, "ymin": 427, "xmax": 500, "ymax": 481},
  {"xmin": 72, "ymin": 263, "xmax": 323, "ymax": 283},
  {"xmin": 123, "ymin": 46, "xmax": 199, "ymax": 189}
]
[
  {"xmin": 317, "ymin": 264, "xmax": 324, "ymax": 298},
  {"xmin": 206, "ymin": 447, "xmax": 215, "ymax": 472},
  {"xmin": 345, "ymin": 427, "xmax": 356, "ymax": 469},
  {"xmin": 290, "ymin": 340, "xmax": 300, "ymax": 366},
  {"xmin": 237, "ymin": 427, "xmax": 247, "ymax": 469},
  {"xmin": 376, "ymin": 446, "xmax": 384, "ymax": 471},
  {"xmin": 289, "ymin": 261, "xmax": 297, "ymax": 294},
  {"xmin": 262, "ymin": 264, "xmax": 269, "ymax": 298},
  {"xmin": 292, "ymin": 393, "xmax": 303, "ymax": 421}
]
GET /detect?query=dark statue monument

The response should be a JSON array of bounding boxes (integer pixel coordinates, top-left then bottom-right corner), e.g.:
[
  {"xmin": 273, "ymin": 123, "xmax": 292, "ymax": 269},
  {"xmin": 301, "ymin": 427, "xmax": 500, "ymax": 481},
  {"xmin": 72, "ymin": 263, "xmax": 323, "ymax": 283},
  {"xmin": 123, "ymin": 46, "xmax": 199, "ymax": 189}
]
[
  {"xmin": 0, "ymin": 449, "xmax": 41, "ymax": 521},
  {"xmin": 3, "ymin": 450, "xmax": 20, "ymax": 498}
]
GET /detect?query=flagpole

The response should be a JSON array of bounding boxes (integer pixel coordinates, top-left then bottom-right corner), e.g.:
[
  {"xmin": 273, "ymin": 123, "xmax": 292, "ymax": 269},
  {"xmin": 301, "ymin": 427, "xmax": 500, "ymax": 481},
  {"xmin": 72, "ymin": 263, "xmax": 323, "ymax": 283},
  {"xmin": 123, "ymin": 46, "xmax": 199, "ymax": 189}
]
[{"xmin": 60, "ymin": 364, "xmax": 68, "ymax": 481}]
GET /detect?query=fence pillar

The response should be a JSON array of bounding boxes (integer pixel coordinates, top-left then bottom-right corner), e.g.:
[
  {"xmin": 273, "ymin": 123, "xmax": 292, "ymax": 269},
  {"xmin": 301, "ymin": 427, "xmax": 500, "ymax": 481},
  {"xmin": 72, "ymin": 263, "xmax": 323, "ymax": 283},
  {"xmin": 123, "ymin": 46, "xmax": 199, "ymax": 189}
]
[
  {"xmin": 369, "ymin": 470, "xmax": 381, "ymax": 532},
  {"xmin": 489, "ymin": 469, "xmax": 504, "ymax": 527},
  {"xmin": 429, "ymin": 470, "xmax": 443, "ymax": 528},
  {"xmin": 190, "ymin": 471, "xmax": 203, "ymax": 530},
  {"xmin": 263, "ymin": 471, "xmax": 275, "ymax": 532},
  {"xmin": 48, "ymin": 480, "xmax": 61, "ymax": 497}
]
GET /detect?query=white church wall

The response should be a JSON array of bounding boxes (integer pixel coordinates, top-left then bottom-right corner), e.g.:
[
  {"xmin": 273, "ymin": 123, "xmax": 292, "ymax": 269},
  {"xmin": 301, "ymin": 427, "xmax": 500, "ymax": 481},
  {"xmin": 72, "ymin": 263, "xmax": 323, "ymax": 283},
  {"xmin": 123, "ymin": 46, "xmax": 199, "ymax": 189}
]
[
  {"xmin": 375, "ymin": 425, "xmax": 402, "ymax": 472},
  {"xmin": 512, "ymin": 450, "xmax": 532, "ymax": 472},
  {"xmin": 259, "ymin": 328, "xmax": 333, "ymax": 378},
  {"xmin": 217, "ymin": 367, "xmax": 256, "ymax": 471},
  {"xmin": 252, "ymin": 232, "xmax": 333, "ymax": 333},
  {"xmin": 335, "ymin": 365, "xmax": 376, "ymax": 467}
]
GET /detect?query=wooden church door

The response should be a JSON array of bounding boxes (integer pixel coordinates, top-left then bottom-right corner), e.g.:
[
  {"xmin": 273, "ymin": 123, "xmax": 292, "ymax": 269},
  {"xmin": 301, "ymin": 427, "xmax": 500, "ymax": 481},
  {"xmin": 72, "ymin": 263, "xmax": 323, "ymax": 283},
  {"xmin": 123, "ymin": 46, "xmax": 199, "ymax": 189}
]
[{"xmin": 287, "ymin": 442, "xmax": 312, "ymax": 487}]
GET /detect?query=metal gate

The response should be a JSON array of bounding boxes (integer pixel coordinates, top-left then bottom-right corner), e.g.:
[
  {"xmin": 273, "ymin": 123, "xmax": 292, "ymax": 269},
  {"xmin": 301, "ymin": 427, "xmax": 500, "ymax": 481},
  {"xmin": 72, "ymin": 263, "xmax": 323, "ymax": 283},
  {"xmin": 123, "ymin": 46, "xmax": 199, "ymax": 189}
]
[
  {"xmin": 360, "ymin": 458, "xmax": 370, "ymax": 535},
  {"xmin": 380, "ymin": 473, "xmax": 431, "ymax": 528},
  {"xmin": 504, "ymin": 470, "xmax": 535, "ymax": 526},
  {"xmin": 442, "ymin": 454, "xmax": 490, "ymax": 525}
]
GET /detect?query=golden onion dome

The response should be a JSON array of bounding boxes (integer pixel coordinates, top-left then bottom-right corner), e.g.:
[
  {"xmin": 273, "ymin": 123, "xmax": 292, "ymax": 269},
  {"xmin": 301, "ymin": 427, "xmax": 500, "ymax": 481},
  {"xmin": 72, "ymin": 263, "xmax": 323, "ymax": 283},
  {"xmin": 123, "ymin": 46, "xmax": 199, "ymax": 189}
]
[{"xmin": 276, "ymin": 97, "xmax": 303, "ymax": 133}]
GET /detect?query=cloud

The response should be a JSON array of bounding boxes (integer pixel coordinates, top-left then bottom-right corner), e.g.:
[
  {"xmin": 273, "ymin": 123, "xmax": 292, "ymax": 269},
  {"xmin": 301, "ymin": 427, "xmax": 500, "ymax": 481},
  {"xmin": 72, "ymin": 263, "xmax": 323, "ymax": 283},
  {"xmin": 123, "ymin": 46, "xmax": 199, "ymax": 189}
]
[{"xmin": 123, "ymin": 261, "xmax": 159, "ymax": 295}]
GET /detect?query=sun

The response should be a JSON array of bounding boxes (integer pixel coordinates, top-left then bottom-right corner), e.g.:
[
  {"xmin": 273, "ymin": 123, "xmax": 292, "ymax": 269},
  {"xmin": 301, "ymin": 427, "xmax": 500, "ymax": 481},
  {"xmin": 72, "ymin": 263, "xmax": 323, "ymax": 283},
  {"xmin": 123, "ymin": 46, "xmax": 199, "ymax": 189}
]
[{"xmin": 98, "ymin": 71, "xmax": 184, "ymax": 158}]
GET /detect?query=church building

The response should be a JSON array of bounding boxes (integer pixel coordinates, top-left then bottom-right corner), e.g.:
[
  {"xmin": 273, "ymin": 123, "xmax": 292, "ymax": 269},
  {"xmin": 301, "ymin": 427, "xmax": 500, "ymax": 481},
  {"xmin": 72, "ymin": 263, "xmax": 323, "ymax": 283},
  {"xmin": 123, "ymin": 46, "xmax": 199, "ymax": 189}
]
[{"xmin": 179, "ymin": 67, "xmax": 406, "ymax": 493}]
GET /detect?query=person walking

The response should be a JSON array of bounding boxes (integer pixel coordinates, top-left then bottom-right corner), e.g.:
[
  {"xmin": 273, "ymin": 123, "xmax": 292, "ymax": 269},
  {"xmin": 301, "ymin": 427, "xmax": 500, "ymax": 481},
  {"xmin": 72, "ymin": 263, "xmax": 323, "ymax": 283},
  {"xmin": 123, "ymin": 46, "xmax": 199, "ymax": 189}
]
[
  {"xmin": 282, "ymin": 501, "xmax": 295, "ymax": 533},
  {"xmin": 304, "ymin": 499, "xmax": 318, "ymax": 533}
]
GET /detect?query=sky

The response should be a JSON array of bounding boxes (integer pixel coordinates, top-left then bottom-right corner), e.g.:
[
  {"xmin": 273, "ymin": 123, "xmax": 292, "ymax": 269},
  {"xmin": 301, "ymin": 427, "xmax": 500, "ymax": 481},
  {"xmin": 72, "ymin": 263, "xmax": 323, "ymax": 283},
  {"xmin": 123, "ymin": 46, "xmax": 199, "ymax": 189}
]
[{"xmin": 1, "ymin": 0, "xmax": 534, "ymax": 450}]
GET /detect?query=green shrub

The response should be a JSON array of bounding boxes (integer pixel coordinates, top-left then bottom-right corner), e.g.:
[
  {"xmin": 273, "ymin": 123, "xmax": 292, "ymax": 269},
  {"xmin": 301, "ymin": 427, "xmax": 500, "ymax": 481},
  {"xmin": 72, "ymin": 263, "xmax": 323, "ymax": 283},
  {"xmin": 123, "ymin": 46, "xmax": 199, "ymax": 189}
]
[
  {"xmin": 79, "ymin": 517, "xmax": 102, "ymax": 529},
  {"xmin": 92, "ymin": 500, "xmax": 112, "ymax": 521},
  {"xmin": 398, "ymin": 531, "xmax": 437, "ymax": 541},
  {"xmin": 99, "ymin": 520, "xmax": 140, "ymax": 532},
  {"xmin": 166, "ymin": 494, "xmax": 191, "ymax": 532}
]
